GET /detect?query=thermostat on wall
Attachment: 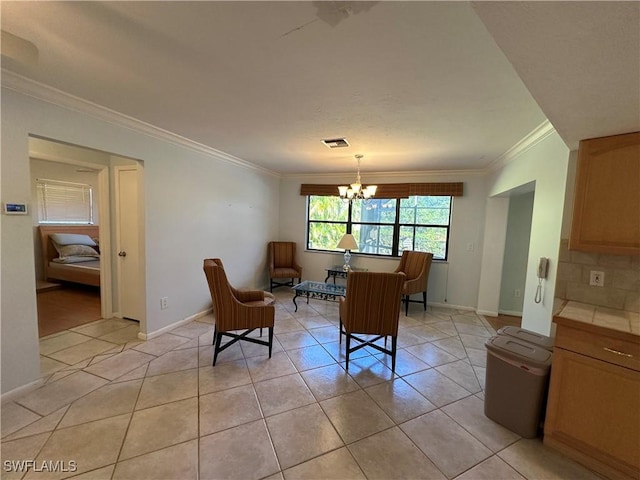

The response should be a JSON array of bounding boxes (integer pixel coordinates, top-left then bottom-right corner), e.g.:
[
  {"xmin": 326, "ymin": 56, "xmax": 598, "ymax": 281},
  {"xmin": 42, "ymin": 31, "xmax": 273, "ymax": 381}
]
[{"xmin": 3, "ymin": 203, "xmax": 28, "ymax": 215}]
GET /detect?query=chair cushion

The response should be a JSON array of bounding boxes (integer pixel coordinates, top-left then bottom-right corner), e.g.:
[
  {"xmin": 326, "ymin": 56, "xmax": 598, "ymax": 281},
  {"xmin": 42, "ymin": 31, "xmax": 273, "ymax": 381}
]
[{"xmin": 272, "ymin": 267, "xmax": 300, "ymax": 278}]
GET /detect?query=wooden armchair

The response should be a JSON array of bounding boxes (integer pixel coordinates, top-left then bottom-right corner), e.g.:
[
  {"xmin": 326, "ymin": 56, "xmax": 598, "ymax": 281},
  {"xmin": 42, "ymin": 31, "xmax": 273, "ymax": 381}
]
[
  {"xmin": 339, "ymin": 271, "xmax": 405, "ymax": 372},
  {"xmin": 203, "ymin": 258, "xmax": 275, "ymax": 365},
  {"xmin": 394, "ymin": 251, "xmax": 433, "ymax": 316},
  {"xmin": 268, "ymin": 241, "xmax": 302, "ymax": 292}
]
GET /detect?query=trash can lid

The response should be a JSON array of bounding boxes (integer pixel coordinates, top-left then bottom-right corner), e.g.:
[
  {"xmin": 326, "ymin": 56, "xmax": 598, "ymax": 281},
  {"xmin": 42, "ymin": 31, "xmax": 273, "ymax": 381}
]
[
  {"xmin": 497, "ymin": 326, "xmax": 554, "ymax": 350},
  {"xmin": 485, "ymin": 335, "xmax": 552, "ymax": 369}
]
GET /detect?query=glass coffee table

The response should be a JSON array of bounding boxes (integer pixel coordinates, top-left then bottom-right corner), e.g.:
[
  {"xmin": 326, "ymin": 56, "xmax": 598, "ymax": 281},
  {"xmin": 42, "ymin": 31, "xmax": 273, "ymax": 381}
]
[
  {"xmin": 291, "ymin": 281, "xmax": 346, "ymax": 312},
  {"xmin": 324, "ymin": 265, "xmax": 368, "ymax": 283}
]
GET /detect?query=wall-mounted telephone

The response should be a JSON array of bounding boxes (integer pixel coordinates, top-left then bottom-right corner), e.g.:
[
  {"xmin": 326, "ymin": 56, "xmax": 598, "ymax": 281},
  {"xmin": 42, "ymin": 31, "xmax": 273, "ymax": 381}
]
[{"xmin": 537, "ymin": 257, "xmax": 549, "ymax": 279}]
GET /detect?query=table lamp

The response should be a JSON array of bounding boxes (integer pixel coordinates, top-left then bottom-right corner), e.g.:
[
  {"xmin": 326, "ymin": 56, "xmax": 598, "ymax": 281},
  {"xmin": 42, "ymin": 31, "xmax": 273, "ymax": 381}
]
[{"xmin": 337, "ymin": 233, "xmax": 358, "ymax": 271}]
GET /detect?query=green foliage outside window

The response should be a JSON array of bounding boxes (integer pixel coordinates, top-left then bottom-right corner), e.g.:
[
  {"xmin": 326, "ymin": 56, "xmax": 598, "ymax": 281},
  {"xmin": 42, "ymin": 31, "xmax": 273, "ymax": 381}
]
[{"xmin": 307, "ymin": 195, "xmax": 452, "ymax": 260}]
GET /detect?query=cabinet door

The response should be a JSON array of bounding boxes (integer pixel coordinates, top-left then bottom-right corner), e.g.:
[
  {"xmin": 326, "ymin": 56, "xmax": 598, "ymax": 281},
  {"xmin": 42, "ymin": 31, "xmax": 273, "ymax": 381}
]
[
  {"xmin": 569, "ymin": 131, "xmax": 640, "ymax": 254},
  {"xmin": 545, "ymin": 348, "xmax": 640, "ymax": 477}
]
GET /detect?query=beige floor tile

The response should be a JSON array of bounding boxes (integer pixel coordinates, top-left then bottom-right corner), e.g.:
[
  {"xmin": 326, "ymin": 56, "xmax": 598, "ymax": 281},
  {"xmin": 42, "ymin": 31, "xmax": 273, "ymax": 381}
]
[
  {"xmin": 83, "ymin": 349, "xmax": 155, "ymax": 381},
  {"xmin": 432, "ymin": 337, "xmax": 468, "ymax": 359},
  {"xmin": 307, "ymin": 325, "xmax": 341, "ymax": 344},
  {"xmin": 71, "ymin": 318, "xmax": 133, "ymax": 338},
  {"xmin": 266, "ymin": 404, "xmax": 343, "ymax": 470},
  {"xmin": 40, "ymin": 356, "xmax": 69, "ymax": 377},
  {"xmin": 276, "ymin": 331, "xmax": 319, "ymax": 351},
  {"xmin": 66, "ymin": 464, "xmax": 114, "ymax": 479},
  {"xmin": 39, "ymin": 332, "xmax": 93, "ymax": 356},
  {"xmin": 173, "ymin": 337, "xmax": 199, "ymax": 350},
  {"xmin": 466, "ymin": 347, "xmax": 487, "ymax": 368},
  {"xmin": 16, "ymin": 371, "xmax": 108, "ymax": 416},
  {"xmin": 113, "ymin": 440, "xmax": 198, "ymax": 480},
  {"xmin": 246, "ymin": 351, "xmax": 297, "ymax": 383},
  {"xmin": 239, "ymin": 335, "xmax": 283, "ymax": 359},
  {"xmin": 136, "ymin": 368, "xmax": 198, "ymax": 410},
  {"xmin": 454, "ymin": 323, "xmax": 493, "ymax": 337},
  {"xmin": 344, "ymin": 355, "xmax": 394, "ymax": 388},
  {"xmin": 320, "ymin": 390, "xmax": 394, "ymax": 444},
  {"xmin": 97, "ymin": 325, "xmax": 140, "ymax": 344},
  {"xmin": 442, "ymin": 396, "xmax": 520, "ymax": 452},
  {"xmin": 454, "ymin": 455, "xmax": 525, "ymax": 480},
  {"xmin": 132, "ymin": 333, "xmax": 190, "ymax": 356},
  {"xmin": 199, "ymin": 342, "xmax": 244, "ymax": 366},
  {"xmin": 273, "ymin": 318, "xmax": 306, "ymax": 334},
  {"xmin": 199, "ymin": 384, "xmax": 262, "ymax": 436},
  {"xmin": 404, "ymin": 342, "xmax": 459, "ymax": 367},
  {"xmin": 286, "ymin": 345, "xmax": 336, "ymax": 372},
  {"xmin": 397, "ymin": 330, "xmax": 431, "ymax": 348},
  {"xmin": 409, "ymin": 324, "xmax": 452, "ymax": 342},
  {"xmin": 47, "ymin": 338, "xmax": 119, "ymax": 365},
  {"xmin": 452, "ymin": 314, "xmax": 485, "ymax": 326},
  {"xmin": 322, "ymin": 341, "xmax": 371, "ymax": 363},
  {"xmin": 120, "ymin": 397, "xmax": 198, "ymax": 460},
  {"xmin": 200, "ymin": 420, "xmax": 279, "ymax": 480},
  {"xmin": 111, "ymin": 363, "xmax": 148, "ymax": 383},
  {"xmin": 365, "ymin": 378, "xmax": 436, "ymax": 424},
  {"xmin": 373, "ymin": 349, "xmax": 430, "ymax": 377},
  {"xmin": 1, "ymin": 402, "xmax": 41, "ymax": 438},
  {"xmin": 169, "ymin": 321, "xmax": 213, "ymax": 339},
  {"xmin": 199, "ymin": 360, "xmax": 251, "ymax": 395},
  {"xmin": 401, "ymin": 410, "xmax": 492, "ymax": 479},
  {"xmin": 296, "ymin": 316, "xmax": 333, "ymax": 330},
  {"xmin": 436, "ymin": 359, "xmax": 482, "ymax": 394},
  {"xmin": 58, "ymin": 379, "xmax": 142, "ymax": 428},
  {"xmin": 300, "ymin": 364, "xmax": 360, "ymax": 401},
  {"xmin": 459, "ymin": 333, "xmax": 490, "ymax": 350},
  {"xmin": 349, "ymin": 427, "xmax": 446, "ymax": 480},
  {"xmin": 404, "ymin": 369, "xmax": 472, "ymax": 407},
  {"xmin": 5, "ymin": 406, "xmax": 68, "ymax": 441},
  {"xmin": 254, "ymin": 373, "xmax": 316, "ymax": 417},
  {"xmin": 24, "ymin": 414, "xmax": 130, "ymax": 479},
  {"xmin": 498, "ymin": 438, "xmax": 603, "ymax": 480},
  {"xmin": 146, "ymin": 347, "xmax": 198, "ymax": 377},
  {"xmin": 1, "ymin": 433, "xmax": 51, "ymax": 480},
  {"xmin": 431, "ymin": 321, "xmax": 459, "ymax": 337},
  {"xmin": 473, "ymin": 365, "xmax": 486, "ymax": 390},
  {"xmin": 283, "ymin": 447, "xmax": 365, "ymax": 480}
]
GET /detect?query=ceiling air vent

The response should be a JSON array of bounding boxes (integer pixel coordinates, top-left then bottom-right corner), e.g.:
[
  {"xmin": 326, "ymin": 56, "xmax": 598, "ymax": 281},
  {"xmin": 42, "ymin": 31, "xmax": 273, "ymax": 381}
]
[{"xmin": 321, "ymin": 138, "xmax": 350, "ymax": 148}]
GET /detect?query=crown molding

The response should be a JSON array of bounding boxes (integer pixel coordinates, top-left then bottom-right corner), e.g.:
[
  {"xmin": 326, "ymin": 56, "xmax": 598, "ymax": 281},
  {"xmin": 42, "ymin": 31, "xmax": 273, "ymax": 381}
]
[
  {"xmin": 281, "ymin": 168, "xmax": 487, "ymax": 181},
  {"xmin": 1, "ymin": 69, "xmax": 280, "ymax": 178},
  {"xmin": 487, "ymin": 120, "xmax": 557, "ymax": 172}
]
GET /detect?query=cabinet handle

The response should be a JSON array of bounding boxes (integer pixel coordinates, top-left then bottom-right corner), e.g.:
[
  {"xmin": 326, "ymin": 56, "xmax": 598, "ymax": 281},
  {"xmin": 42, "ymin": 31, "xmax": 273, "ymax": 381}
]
[{"xmin": 603, "ymin": 347, "xmax": 633, "ymax": 358}]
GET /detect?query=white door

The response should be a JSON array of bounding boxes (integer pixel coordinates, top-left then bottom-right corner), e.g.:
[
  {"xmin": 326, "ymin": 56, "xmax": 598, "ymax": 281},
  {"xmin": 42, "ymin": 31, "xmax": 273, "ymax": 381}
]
[{"xmin": 116, "ymin": 167, "xmax": 144, "ymax": 321}]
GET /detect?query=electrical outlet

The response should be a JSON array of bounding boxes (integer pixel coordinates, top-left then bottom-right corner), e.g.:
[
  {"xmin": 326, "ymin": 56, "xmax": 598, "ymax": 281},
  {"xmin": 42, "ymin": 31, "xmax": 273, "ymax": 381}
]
[
  {"xmin": 160, "ymin": 297, "xmax": 168, "ymax": 309},
  {"xmin": 514, "ymin": 289, "xmax": 522, "ymax": 298},
  {"xmin": 589, "ymin": 271, "xmax": 604, "ymax": 287},
  {"xmin": 466, "ymin": 243, "xmax": 474, "ymax": 252}
]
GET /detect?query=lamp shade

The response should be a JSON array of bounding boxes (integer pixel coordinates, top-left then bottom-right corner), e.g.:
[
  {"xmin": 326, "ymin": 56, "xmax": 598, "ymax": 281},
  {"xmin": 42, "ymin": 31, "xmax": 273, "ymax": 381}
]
[{"xmin": 337, "ymin": 233, "xmax": 358, "ymax": 251}]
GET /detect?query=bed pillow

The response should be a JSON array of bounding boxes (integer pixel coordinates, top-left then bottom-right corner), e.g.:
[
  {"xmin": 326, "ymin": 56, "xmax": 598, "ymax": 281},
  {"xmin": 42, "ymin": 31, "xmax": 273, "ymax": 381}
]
[
  {"xmin": 50, "ymin": 233, "xmax": 97, "ymax": 247},
  {"xmin": 52, "ymin": 256, "xmax": 100, "ymax": 264},
  {"xmin": 55, "ymin": 244, "xmax": 100, "ymax": 260}
]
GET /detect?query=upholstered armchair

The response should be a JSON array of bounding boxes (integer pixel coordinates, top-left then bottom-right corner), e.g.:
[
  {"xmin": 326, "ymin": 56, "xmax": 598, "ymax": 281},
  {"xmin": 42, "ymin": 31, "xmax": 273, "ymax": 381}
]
[
  {"xmin": 339, "ymin": 271, "xmax": 405, "ymax": 372},
  {"xmin": 268, "ymin": 241, "xmax": 302, "ymax": 292},
  {"xmin": 203, "ymin": 258, "xmax": 275, "ymax": 365},
  {"xmin": 394, "ymin": 250, "xmax": 433, "ymax": 316}
]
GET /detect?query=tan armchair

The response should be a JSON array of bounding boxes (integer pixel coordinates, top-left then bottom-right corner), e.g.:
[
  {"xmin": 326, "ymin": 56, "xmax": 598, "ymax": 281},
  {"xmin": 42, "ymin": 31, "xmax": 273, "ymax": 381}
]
[
  {"xmin": 268, "ymin": 241, "xmax": 302, "ymax": 292},
  {"xmin": 203, "ymin": 258, "xmax": 275, "ymax": 365},
  {"xmin": 339, "ymin": 271, "xmax": 405, "ymax": 372},
  {"xmin": 394, "ymin": 251, "xmax": 433, "ymax": 316}
]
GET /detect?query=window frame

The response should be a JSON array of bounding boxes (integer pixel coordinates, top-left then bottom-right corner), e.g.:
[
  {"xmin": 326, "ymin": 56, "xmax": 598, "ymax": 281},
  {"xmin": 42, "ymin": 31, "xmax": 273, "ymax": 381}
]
[{"xmin": 306, "ymin": 195, "xmax": 452, "ymax": 260}]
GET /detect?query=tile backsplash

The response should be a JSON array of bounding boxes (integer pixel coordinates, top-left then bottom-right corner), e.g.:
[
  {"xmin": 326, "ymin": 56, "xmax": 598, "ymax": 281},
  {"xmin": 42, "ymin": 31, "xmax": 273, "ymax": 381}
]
[{"xmin": 556, "ymin": 239, "xmax": 640, "ymax": 312}]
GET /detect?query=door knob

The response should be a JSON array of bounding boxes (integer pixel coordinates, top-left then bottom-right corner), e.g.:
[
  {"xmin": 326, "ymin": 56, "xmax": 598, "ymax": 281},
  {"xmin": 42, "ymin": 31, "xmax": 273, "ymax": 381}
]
[{"xmin": 118, "ymin": 251, "xmax": 127, "ymax": 257}]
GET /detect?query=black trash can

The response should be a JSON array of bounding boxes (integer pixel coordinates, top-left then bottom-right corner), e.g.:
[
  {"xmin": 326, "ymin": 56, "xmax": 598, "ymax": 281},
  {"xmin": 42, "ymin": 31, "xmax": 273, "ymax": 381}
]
[{"xmin": 484, "ymin": 335, "xmax": 552, "ymax": 438}]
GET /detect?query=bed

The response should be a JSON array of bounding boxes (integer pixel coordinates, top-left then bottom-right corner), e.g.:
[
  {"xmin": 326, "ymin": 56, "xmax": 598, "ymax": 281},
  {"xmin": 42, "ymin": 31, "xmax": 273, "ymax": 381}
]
[{"xmin": 39, "ymin": 225, "xmax": 101, "ymax": 287}]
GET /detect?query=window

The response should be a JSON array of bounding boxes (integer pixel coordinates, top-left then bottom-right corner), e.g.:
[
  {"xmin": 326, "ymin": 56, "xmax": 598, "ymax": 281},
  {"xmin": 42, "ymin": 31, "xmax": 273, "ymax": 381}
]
[
  {"xmin": 307, "ymin": 195, "xmax": 452, "ymax": 260},
  {"xmin": 37, "ymin": 178, "xmax": 94, "ymax": 224}
]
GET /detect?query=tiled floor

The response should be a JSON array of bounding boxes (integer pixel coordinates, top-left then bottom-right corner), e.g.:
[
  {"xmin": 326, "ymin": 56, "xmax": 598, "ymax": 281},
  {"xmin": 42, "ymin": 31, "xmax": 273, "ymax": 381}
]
[{"xmin": 1, "ymin": 290, "xmax": 602, "ymax": 480}]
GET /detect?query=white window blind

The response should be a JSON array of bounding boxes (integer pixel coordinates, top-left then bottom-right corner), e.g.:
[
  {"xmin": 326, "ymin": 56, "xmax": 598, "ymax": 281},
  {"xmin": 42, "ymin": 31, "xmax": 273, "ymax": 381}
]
[{"xmin": 37, "ymin": 178, "xmax": 94, "ymax": 224}]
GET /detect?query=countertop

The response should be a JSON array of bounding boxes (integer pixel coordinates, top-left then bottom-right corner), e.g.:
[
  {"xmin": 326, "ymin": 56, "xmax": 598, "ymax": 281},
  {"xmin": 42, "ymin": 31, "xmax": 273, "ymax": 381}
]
[{"xmin": 554, "ymin": 300, "xmax": 640, "ymax": 336}]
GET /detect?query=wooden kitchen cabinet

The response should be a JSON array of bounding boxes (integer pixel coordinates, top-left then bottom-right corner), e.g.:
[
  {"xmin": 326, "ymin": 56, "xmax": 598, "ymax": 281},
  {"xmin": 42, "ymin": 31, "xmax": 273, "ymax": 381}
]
[
  {"xmin": 544, "ymin": 318, "xmax": 640, "ymax": 480},
  {"xmin": 569, "ymin": 131, "xmax": 640, "ymax": 255}
]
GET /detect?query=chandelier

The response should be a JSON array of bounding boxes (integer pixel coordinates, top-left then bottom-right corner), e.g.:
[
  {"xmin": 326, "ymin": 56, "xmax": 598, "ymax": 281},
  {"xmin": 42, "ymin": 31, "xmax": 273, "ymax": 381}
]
[{"xmin": 338, "ymin": 154, "xmax": 377, "ymax": 202}]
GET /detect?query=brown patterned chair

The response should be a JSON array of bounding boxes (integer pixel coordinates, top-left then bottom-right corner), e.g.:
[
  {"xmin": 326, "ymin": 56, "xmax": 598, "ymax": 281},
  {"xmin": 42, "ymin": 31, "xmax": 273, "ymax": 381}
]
[
  {"xmin": 268, "ymin": 241, "xmax": 302, "ymax": 292},
  {"xmin": 203, "ymin": 258, "xmax": 275, "ymax": 365},
  {"xmin": 394, "ymin": 251, "xmax": 433, "ymax": 316},
  {"xmin": 339, "ymin": 271, "xmax": 405, "ymax": 372}
]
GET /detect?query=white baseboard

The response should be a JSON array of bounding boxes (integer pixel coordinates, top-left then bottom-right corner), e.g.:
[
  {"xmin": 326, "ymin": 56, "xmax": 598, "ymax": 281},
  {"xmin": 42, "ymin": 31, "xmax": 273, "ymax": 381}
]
[
  {"xmin": 429, "ymin": 302, "xmax": 476, "ymax": 312},
  {"xmin": 138, "ymin": 308, "xmax": 213, "ymax": 341},
  {"xmin": 476, "ymin": 309, "xmax": 499, "ymax": 317},
  {"xmin": 1, "ymin": 378, "xmax": 44, "ymax": 404}
]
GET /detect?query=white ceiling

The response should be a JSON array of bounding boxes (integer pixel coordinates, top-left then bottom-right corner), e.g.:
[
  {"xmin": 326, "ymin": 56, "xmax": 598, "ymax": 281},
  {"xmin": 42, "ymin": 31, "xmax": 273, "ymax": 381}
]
[{"xmin": 1, "ymin": 1, "xmax": 638, "ymax": 175}]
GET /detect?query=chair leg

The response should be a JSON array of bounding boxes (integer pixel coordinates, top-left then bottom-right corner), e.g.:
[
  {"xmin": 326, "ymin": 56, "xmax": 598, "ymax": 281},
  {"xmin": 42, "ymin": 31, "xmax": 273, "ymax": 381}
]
[
  {"xmin": 339, "ymin": 317, "xmax": 343, "ymax": 344},
  {"xmin": 260, "ymin": 328, "xmax": 263, "ymax": 337},
  {"xmin": 423, "ymin": 291, "xmax": 427, "ymax": 311},
  {"xmin": 268, "ymin": 327, "xmax": 274, "ymax": 358},
  {"xmin": 345, "ymin": 334, "xmax": 351, "ymax": 370},
  {"xmin": 391, "ymin": 336, "xmax": 398, "ymax": 373},
  {"xmin": 211, "ymin": 324, "xmax": 217, "ymax": 345},
  {"xmin": 405, "ymin": 295, "xmax": 409, "ymax": 316},
  {"xmin": 212, "ymin": 331, "xmax": 223, "ymax": 366}
]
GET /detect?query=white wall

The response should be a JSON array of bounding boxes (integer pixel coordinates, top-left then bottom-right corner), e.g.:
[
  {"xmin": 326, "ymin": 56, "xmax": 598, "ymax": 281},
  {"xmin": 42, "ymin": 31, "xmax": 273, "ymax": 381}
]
[
  {"xmin": 1, "ymin": 87, "xmax": 280, "ymax": 394},
  {"xmin": 499, "ymin": 191, "xmax": 535, "ymax": 314},
  {"xmin": 481, "ymin": 131, "xmax": 570, "ymax": 334},
  {"xmin": 279, "ymin": 171, "xmax": 488, "ymax": 310}
]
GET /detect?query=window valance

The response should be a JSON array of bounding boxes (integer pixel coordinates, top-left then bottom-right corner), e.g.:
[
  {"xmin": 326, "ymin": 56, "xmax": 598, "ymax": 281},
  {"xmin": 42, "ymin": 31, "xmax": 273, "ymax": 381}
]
[{"xmin": 300, "ymin": 182, "xmax": 463, "ymax": 198}]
